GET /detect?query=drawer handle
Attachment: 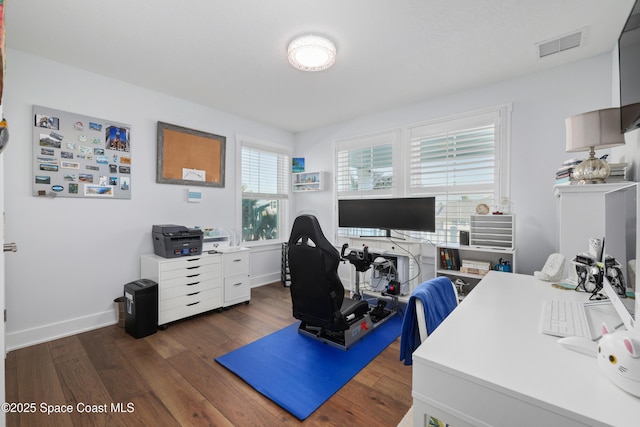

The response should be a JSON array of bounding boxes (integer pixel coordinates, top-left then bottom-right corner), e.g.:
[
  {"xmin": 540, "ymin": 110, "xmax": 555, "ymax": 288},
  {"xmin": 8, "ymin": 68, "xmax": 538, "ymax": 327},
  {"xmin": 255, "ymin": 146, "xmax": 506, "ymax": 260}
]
[
  {"xmin": 233, "ymin": 282, "xmax": 243, "ymax": 287},
  {"xmin": 187, "ymin": 266, "xmax": 201, "ymax": 270},
  {"xmin": 187, "ymin": 292, "xmax": 200, "ymax": 296},
  {"xmin": 187, "ymin": 258, "xmax": 201, "ymax": 262},
  {"xmin": 186, "ymin": 282, "xmax": 200, "ymax": 286},
  {"xmin": 233, "ymin": 259, "xmax": 242, "ymax": 262},
  {"xmin": 186, "ymin": 273, "xmax": 200, "ymax": 278},
  {"xmin": 187, "ymin": 301, "xmax": 200, "ymax": 307}
]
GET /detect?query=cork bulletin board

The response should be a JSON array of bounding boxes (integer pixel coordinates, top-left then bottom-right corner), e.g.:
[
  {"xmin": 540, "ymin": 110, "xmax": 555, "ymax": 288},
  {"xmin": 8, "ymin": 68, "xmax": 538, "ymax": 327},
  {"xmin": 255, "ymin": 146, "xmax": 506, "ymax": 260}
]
[
  {"xmin": 32, "ymin": 105, "xmax": 132, "ymax": 199},
  {"xmin": 156, "ymin": 122, "xmax": 226, "ymax": 187}
]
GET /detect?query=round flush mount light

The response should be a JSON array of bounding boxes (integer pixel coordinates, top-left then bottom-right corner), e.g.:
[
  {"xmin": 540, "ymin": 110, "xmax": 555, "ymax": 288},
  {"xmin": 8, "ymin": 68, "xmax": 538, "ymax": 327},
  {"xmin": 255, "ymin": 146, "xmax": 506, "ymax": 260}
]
[{"xmin": 287, "ymin": 34, "xmax": 336, "ymax": 72}]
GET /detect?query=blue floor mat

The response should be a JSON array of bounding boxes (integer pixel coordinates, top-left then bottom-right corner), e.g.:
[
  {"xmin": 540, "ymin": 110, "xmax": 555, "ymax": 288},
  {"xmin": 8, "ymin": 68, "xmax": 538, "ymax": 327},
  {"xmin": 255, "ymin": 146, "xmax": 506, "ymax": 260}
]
[{"xmin": 215, "ymin": 315, "xmax": 402, "ymax": 420}]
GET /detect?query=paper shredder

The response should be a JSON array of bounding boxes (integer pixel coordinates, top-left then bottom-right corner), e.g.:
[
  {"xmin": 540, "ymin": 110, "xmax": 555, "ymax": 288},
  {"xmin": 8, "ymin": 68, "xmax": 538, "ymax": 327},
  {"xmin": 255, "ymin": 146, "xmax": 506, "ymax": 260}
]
[{"xmin": 124, "ymin": 279, "xmax": 158, "ymax": 338}]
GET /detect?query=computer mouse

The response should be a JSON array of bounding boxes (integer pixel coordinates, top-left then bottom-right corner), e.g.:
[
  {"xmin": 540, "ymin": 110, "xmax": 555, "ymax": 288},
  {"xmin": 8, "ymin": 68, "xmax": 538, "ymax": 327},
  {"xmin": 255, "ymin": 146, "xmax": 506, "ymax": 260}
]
[{"xmin": 558, "ymin": 336, "xmax": 598, "ymax": 357}]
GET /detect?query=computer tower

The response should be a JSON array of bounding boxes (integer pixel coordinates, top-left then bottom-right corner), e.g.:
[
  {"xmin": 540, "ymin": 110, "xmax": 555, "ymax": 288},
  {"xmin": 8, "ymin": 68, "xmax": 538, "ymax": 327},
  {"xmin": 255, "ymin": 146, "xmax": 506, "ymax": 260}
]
[{"xmin": 124, "ymin": 279, "xmax": 158, "ymax": 338}]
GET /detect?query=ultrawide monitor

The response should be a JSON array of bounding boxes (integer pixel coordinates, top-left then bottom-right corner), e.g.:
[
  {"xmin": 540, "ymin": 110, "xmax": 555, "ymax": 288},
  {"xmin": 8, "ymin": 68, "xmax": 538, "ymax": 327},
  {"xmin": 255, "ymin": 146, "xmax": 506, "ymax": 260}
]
[{"xmin": 338, "ymin": 197, "xmax": 436, "ymax": 233}]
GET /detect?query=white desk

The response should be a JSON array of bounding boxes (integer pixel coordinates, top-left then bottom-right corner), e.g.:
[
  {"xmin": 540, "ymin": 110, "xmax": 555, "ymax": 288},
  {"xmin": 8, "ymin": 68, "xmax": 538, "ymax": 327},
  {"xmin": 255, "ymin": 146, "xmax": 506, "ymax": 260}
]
[{"xmin": 412, "ymin": 271, "xmax": 640, "ymax": 427}]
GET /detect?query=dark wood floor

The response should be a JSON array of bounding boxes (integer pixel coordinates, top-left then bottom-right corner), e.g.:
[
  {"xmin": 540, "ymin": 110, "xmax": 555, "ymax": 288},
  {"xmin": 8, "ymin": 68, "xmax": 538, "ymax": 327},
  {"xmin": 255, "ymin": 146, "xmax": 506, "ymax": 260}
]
[{"xmin": 5, "ymin": 282, "xmax": 412, "ymax": 426}]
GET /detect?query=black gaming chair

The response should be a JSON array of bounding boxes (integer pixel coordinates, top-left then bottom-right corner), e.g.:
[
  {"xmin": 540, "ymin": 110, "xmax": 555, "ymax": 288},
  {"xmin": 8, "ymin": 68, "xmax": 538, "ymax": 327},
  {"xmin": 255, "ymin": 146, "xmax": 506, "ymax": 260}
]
[{"xmin": 287, "ymin": 215, "xmax": 370, "ymax": 336}]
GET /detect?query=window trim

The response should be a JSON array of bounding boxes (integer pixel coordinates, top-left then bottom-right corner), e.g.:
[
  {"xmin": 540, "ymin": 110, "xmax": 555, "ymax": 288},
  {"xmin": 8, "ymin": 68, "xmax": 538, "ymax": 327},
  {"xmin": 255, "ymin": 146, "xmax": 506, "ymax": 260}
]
[
  {"xmin": 236, "ymin": 134, "xmax": 292, "ymax": 246},
  {"xmin": 334, "ymin": 104, "xmax": 512, "ymax": 244},
  {"xmin": 404, "ymin": 104, "xmax": 511, "ymax": 200},
  {"xmin": 335, "ymin": 128, "xmax": 402, "ymax": 198}
]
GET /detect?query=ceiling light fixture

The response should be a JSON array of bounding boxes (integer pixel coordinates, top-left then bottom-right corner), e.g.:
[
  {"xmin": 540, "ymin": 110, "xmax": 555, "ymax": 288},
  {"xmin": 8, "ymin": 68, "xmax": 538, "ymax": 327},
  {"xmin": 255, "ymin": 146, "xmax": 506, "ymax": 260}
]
[{"xmin": 287, "ymin": 34, "xmax": 336, "ymax": 72}]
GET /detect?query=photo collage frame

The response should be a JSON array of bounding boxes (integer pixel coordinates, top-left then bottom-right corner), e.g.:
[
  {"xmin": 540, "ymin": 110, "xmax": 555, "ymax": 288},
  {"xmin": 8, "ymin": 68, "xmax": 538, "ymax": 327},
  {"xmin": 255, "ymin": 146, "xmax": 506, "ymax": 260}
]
[{"xmin": 32, "ymin": 105, "xmax": 132, "ymax": 199}]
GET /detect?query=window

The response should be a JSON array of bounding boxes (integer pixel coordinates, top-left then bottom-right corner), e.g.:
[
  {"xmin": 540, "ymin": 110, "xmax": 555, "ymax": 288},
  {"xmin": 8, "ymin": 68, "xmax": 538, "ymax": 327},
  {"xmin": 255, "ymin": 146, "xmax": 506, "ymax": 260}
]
[
  {"xmin": 336, "ymin": 130, "xmax": 399, "ymax": 198},
  {"xmin": 336, "ymin": 106, "xmax": 510, "ymax": 244},
  {"xmin": 241, "ymin": 143, "xmax": 290, "ymax": 243},
  {"xmin": 408, "ymin": 109, "xmax": 508, "ymax": 243}
]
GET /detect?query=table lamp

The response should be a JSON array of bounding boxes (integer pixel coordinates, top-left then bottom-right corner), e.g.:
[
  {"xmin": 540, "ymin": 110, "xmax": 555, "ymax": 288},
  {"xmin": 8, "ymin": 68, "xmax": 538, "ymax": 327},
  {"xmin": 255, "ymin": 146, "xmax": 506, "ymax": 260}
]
[{"xmin": 565, "ymin": 107, "xmax": 625, "ymax": 184}]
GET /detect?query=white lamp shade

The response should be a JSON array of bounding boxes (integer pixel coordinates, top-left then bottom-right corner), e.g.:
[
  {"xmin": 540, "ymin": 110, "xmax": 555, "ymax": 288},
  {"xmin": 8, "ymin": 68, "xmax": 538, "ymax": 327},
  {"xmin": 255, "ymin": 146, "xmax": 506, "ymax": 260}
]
[
  {"xmin": 287, "ymin": 35, "xmax": 336, "ymax": 72},
  {"xmin": 565, "ymin": 107, "xmax": 625, "ymax": 152}
]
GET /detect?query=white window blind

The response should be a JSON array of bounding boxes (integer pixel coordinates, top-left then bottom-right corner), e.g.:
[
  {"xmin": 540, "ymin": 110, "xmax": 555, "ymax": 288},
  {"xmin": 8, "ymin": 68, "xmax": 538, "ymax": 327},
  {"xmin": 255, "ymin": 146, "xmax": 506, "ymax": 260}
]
[
  {"xmin": 336, "ymin": 131, "xmax": 398, "ymax": 197},
  {"xmin": 241, "ymin": 145, "xmax": 289, "ymax": 199},
  {"xmin": 240, "ymin": 143, "xmax": 290, "ymax": 243},
  {"xmin": 407, "ymin": 109, "xmax": 505, "ymax": 244},
  {"xmin": 408, "ymin": 123, "xmax": 496, "ymax": 194}
]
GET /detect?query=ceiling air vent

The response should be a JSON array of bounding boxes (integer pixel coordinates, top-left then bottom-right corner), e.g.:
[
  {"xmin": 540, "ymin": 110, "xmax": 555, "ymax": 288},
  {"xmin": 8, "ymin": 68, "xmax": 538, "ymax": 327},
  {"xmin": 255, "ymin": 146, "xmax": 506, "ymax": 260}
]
[{"xmin": 537, "ymin": 29, "xmax": 585, "ymax": 58}]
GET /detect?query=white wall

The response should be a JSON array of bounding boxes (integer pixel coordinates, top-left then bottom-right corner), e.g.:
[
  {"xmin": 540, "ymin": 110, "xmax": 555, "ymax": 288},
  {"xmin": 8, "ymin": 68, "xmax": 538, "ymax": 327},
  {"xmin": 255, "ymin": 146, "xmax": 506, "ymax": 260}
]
[
  {"xmin": 4, "ymin": 47, "xmax": 631, "ymax": 350},
  {"xmin": 3, "ymin": 49, "xmax": 294, "ymax": 350},
  {"xmin": 293, "ymin": 53, "xmax": 619, "ymax": 277}
]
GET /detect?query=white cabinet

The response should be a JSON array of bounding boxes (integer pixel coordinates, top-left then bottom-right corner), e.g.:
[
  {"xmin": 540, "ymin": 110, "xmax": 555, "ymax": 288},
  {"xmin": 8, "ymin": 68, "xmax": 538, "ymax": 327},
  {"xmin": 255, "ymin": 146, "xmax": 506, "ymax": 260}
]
[
  {"xmin": 220, "ymin": 247, "xmax": 251, "ymax": 307},
  {"xmin": 140, "ymin": 248, "xmax": 251, "ymax": 326},
  {"xmin": 141, "ymin": 253, "xmax": 224, "ymax": 326},
  {"xmin": 292, "ymin": 171, "xmax": 325, "ymax": 192},
  {"xmin": 555, "ymin": 182, "xmax": 630, "ymax": 281}
]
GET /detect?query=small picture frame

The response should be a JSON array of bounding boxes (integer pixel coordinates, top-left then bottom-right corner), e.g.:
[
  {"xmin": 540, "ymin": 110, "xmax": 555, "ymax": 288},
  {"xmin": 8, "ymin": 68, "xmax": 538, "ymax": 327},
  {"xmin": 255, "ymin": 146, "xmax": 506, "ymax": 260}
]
[{"xmin": 292, "ymin": 157, "xmax": 305, "ymax": 173}]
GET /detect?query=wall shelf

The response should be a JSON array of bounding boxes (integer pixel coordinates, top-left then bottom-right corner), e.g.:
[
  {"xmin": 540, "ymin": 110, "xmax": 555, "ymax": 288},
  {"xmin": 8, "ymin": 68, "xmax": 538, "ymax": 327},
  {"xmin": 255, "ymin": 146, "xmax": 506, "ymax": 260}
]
[{"xmin": 292, "ymin": 171, "xmax": 325, "ymax": 192}]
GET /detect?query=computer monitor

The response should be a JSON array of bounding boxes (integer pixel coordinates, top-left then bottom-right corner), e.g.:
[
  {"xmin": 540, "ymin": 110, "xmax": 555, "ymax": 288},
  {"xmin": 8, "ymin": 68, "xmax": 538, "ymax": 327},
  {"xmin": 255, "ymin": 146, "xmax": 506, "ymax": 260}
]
[{"xmin": 602, "ymin": 183, "xmax": 637, "ymax": 330}]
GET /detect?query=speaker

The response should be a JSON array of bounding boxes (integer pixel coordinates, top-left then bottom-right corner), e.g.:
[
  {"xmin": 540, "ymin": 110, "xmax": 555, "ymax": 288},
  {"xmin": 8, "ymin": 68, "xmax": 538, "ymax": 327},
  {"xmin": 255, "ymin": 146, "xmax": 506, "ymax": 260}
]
[{"xmin": 459, "ymin": 230, "xmax": 469, "ymax": 246}]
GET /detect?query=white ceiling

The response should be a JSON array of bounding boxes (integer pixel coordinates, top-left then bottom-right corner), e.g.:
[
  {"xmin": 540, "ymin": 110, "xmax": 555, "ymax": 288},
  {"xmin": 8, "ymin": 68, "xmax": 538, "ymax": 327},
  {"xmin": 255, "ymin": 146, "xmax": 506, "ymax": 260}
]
[{"xmin": 5, "ymin": 0, "xmax": 636, "ymax": 133}]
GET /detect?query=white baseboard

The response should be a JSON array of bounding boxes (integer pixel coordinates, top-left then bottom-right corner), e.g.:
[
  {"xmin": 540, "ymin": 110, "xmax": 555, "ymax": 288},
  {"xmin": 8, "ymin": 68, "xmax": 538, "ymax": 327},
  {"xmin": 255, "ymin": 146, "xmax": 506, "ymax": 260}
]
[
  {"xmin": 250, "ymin": 271, "xmax": 281, "ymax": 287},
  {"xmin": 6, "ymin": 271, "xmax": 283, "ymax": 351},
  {"xmin": 6, "ymin": 309, "xmax": 117, "ymax": 352}
]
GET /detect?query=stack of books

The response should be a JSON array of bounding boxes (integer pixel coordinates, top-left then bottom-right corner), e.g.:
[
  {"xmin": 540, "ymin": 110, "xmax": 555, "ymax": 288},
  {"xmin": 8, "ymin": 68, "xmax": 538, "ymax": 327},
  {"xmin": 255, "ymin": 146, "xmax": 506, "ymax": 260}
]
[
  {"xmin": 608, "ymin": 163, "xmax": 628, "ymax": 182},
  {"xmin": 555, "ymin": 158, "xmax": 582, "ymax": 185},
  {"xmin": 556, "ymin": 158, "xmax": 629, "ymax": 185},
  {"xmin": 460, "ymin": 260, "xmax": 491, "ymax": 276},
  {"xmin": 439, "ymin": 247, "xmax": 460, "ymax": 271}
]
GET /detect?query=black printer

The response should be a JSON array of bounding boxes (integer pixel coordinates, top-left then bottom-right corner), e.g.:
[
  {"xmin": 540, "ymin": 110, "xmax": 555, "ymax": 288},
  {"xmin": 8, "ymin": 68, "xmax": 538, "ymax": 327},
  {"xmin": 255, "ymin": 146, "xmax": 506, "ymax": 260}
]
[{"xmin": 152, "ymin": 224, "xmax": 203, "ymax": 258}]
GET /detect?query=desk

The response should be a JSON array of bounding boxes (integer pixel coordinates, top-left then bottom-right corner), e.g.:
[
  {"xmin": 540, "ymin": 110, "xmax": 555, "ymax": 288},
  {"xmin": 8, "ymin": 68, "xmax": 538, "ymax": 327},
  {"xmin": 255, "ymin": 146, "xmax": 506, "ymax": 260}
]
[{"xmin": 412, "ymin": 271, "xmax": 639, "ymax": 427}]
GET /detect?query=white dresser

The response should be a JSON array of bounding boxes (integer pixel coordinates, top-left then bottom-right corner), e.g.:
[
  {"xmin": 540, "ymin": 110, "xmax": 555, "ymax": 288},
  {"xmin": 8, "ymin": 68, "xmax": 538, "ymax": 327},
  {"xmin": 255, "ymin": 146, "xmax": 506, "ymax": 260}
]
[
  {"xmin": 219, "ymin": 247, "xmax": 251, "ymax": 307},
  {"xmin": 141, "ymin": 248, "xmax": 251, "ymax": 327}
]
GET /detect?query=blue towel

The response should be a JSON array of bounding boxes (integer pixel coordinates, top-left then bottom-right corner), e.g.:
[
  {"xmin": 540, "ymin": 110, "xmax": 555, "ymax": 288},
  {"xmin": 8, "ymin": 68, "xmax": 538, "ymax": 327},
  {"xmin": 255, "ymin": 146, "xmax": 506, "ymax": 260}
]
[{"xmin": 399, "ymin": 277, "xmax": 458, "ymax": 365}]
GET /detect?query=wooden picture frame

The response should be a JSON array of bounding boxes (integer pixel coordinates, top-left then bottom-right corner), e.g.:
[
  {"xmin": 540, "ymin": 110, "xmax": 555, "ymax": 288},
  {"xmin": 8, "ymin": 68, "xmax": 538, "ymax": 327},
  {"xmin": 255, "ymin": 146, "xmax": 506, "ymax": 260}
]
[{"xmin": 156, "ymin": 122, "xmax": 226, "ymax": 187}]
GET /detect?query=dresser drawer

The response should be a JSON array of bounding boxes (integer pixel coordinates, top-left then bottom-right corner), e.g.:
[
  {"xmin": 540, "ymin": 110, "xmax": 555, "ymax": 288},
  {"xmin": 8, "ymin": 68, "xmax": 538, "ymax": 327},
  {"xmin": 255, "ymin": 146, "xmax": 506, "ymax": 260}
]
[
  {"xmin": 160, "ymin": 270, "xmax": 221, "ymax": 289},
  {"xmin": 159, "ymin": 295, "xmax": 223, "ymax": 325},
  {"xmin": 159, "ymin": 262, "xmax": 221, "ymax": 281},
  {"xmin": 224, "ymin": 275, "xmax": 251, "ymax": 303},
  {"xmin": 158, "ymin": 254, "xmax": 221, "ymax": 273},
  {"xmin": 159, "ymin": 277, "xmax": 222, "ymax": 300},
  {"xmin": 160, "ymin": 287, "xmax": 222, "ymax": 311},
  {"xmin": 223, "ymin": 251, "xmax": 250, "ymax": 277}
]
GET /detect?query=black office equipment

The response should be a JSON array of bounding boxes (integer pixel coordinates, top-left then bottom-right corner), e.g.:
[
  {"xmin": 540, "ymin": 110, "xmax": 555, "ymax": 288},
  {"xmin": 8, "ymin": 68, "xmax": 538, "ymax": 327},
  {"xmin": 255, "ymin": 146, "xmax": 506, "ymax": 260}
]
[
  {"xmin": 124, "ymin": 279, "xmax": 158, "ymax": 338},
  {"xmin": 338, "ymin": 197, "xmax": 436, "ymax": 235},
  {"xmin": 152, "ymin": 224, "xmax": 203, "ymax": 258},
  {"xmin": 459, "ymin": 230, "xmax": 470, "ymax": 246}
]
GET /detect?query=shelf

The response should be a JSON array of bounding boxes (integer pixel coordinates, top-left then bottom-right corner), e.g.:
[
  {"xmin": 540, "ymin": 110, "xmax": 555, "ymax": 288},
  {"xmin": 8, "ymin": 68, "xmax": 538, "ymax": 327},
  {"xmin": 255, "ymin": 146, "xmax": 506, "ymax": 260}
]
[
  {"xmin": 435, "ymin": 244, "xmax": 516, "ymax": 298},
  {"xmin": 292, "ymin": 171, "xmax": 325, "ymax": 192},
  {"xmin": 436, "ymin": 268, "xmax": 486, "ymax": 281}
]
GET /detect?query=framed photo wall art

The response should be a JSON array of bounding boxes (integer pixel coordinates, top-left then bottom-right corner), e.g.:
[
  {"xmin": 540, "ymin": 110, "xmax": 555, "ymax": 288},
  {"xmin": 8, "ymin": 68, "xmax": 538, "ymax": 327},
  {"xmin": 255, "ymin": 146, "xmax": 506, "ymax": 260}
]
[{"xmin": 32, "ymin": 105, "xmax": 132, "ymax": 199}]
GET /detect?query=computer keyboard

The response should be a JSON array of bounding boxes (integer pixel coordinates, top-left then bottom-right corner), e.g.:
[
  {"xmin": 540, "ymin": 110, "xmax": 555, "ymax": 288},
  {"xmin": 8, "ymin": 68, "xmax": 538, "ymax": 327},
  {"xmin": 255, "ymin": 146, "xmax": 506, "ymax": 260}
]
[{"xmin": 540, "ymin": 299, "xmax": 591, "ymax": 339}]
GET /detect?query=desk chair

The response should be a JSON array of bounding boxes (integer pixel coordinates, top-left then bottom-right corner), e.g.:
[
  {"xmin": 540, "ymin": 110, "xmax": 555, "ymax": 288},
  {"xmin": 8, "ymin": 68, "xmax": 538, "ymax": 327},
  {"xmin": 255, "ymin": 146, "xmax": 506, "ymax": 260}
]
[
  {"xmin": 287, "ymin": 215, "xmax": 373, "ymax": 350},
  {"xmin": 400, "ymin": 277, "xmax": 458, "ymax": 365}
]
